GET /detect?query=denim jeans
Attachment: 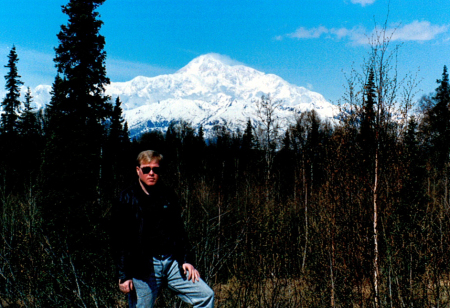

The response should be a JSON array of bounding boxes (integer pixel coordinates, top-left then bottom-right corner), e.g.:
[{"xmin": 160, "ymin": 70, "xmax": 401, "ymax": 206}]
[{"xmin": 131, "ymin": 255, "xmax": 214, "ymax": 308}]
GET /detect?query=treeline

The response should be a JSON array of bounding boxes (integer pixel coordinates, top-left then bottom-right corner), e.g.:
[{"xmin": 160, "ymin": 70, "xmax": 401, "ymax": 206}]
[
  {"xmin": 1, "ymin": 1, "xmax": 450, "ymax": 307},
  {"xmin": 2, "ymin": 76, "xmax": 450, "ymax": 307}
]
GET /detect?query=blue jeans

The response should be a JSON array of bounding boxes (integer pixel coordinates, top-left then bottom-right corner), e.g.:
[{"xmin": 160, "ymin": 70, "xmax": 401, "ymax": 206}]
[{"xmin": 131, "ymin": 255, "xmax": 214, "ymax": 308}]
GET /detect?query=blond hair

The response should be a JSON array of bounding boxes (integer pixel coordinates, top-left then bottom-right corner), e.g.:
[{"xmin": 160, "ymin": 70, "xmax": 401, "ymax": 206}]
[{"xmin": 136, "ymin": 150, "xmax": 163, "ymax": 166}]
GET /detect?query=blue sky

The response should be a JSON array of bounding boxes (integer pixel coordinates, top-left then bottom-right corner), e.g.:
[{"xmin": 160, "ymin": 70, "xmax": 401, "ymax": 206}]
[{"xmin": 0, "ymin": 0, "xmax": 449, "ymax": 103}]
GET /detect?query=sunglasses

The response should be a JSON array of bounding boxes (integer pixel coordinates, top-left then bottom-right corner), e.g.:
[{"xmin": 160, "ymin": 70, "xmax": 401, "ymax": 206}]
[{"xmin": 140, "ymin": 166, "xmax": 161, "ymax": 174}]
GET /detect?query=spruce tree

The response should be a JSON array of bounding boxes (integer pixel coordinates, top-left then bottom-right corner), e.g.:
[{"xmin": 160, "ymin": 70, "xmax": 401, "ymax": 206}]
[
  {"xmin": 196, "ymin": 125, "xmax": 206, "ymax": 148},
  {"xmin": 42, "ymin": 0, "xmax": 110, "ymax": 241},
  {"xmin": 53, "ymin": 0, "xmax": 110, "ymax": 119},
  {"xmin": 102, "ymin": 97, "xmax": 131, "ymax": 198},
  {"xmin": 242, "ymin": 119, "xmax": 255, "ymax": 151},
  {"xmin": 0, "ymin": 46, "xmax": 24, "ymax": 189},
  {"xmin": 1, "ymin": 45, "xmax": 23, "ymax": 136},
  {"xmin": 15, "ymin": 87, "xmax": 42, "ymax": 180},
  {"xmin": 275, "ymin": 129, "xmax": 295, "ymax": 200},
  {"xmin": 17, "ymin": 87, "xmax": 40, "ymax": 137},
  {"xmin": 361, "ymin": 68, "xmax": 376, "ymax": 137},
  {"xmin": 109, "ymin": 97, "xmax": 129, "ymax": 148},
  {"xmin": 359, "ymin": 67, "xmax": 377, "ymax": 171},
  {"xmin": 46, "ymin": 0, "xmax": 110, "ymax": 188},
  {"xmin": 429, "ymin": 66, "xmax": 450, "ymax": 168}
]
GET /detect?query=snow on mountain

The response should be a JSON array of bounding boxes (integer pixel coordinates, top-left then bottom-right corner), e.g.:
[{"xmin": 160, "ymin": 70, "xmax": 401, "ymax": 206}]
[
  {"xmin": 105, "ymin": 53, "xmax": 339, "ymax": 138},
  {"xmin": 0, "ymin": 85, "xmax": 51, "ymax": 112},
  {"xmin": 1, "ymin": 53, "xmax": 339, "ymax": 139},
  {"xmin": 30, "ymin": 85, "xmax": 52, "ymax": 109}
]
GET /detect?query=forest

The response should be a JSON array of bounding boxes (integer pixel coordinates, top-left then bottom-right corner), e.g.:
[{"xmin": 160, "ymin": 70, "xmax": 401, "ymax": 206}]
[{"xmin": 1, "ymin": 0, "xmax": 450, "ymax": 307}]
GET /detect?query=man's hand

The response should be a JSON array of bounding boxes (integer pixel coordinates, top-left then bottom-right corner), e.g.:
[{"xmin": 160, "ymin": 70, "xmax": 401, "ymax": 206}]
[
  {"xmin": 119, "ymin": 279, "xmax": 134, "ymax": 294},
  {"xmin": 182, "ymin": 263, "xmax": 200, "ymax": 283}
]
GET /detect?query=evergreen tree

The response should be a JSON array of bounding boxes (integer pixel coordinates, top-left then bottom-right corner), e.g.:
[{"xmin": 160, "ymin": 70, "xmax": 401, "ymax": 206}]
[
  {"xmin": 164, "ymin": 121, "xmax": 182, "ymax": 165},
  {"xmin": 102, "ymin": 97, "xmax": 131, "ymax": 199},
  {"xmin": 41, "ymin": 0, "xmax": 110, "ymax": 242},
  {"xmin": 42, "ymin": 76, "xmax": 66, "ymax": 178},
  {"xmin": 274, "ymin": 129, "xmax": 296, "ymax": 201},
  {"xmin": 196, "ymin": 125, "xmax": 206, "ymax": 148},
  {"xmin": 242, "ymin": 119, "xmax": 255, "ymax": 151},
  {"xmin": 53, "ymin": 0, "xmax": 110, "ymax": 119},
  {"xmin": 198, "ymin": 125, "xmax": 204, "ymax": 141},
  {"xmin": 1, "ymin": 45, "xmax": 23, "ymax": 135},
  {"xmin": 400, "ymin": 116, "xmax": 427, "ymax": 214},
  {"xmin": 139, "ymin": 130, "xmax": 166, "ymax": 153},
  {"xmin": 17, "ymin": 87, "xmax": 40, "ymax": 137},
  {"xmin": 361, "ymin": 68, "xmax": 376, "ymax": 138},
  {"xmin": 109, "ymin": 97, "xmax": 129, "ymax": 146},
  {"xmin": 429, "ymin": 66, "xmax": 450, "ymax": 168},
  {"xmin": 0, "ymin": 46, "xmax": 24, "ymax": 190},
  {"xmin": 15, "ymin": 88, "xmax": 43, "ymax": 181},
  {"xmin": 281, "ymin": 129, "xmax": 291, "ymax": 152},
  {"xmin": 44, "ymin": 0, "xmax": 110, "ymax": 194},
  {"xmin": 358, "ymin": 67, "xmax": 377, "ymax": 173}
]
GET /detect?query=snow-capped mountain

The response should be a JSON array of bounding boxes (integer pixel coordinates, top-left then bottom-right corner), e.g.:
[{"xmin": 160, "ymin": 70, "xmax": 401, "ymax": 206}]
[
  {"xmin": 3, "ymin": 53, "xmax": 339, "ymax": 138},
  {"xmin": 31, "ymin": 85, "xmax": 52, "ymax": 109},
  {"xmin": 105, "ymin": 53, "xmax": 339, "ymax": 138},
  {"xmin": 0, "ymin": 85, "xmax": 51, "ymax": 113}
]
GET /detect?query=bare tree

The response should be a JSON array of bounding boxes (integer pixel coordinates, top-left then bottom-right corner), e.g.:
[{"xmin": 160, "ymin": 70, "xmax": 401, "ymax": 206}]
[
  {"xmin": 254, "ymin": 95, "xmax": 282, "ymax": 199},
  {"xmin": 340, "ymin": 13, "xmax": 421, "ymax": 306}
]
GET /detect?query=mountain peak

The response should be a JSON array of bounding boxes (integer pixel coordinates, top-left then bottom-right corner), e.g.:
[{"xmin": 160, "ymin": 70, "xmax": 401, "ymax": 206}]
[
  {"xmin": 177, "ymin": 53, "xmax": 245, "ymax": 75},
  {"xmin": 105, "ymin": 54, "xmax": 339, "ymax": 138},
  {"xmin": 22, "ymin": 53, "xmax": 339, "ymax": 139},
  {"xmin": 190, "ymin": 53, "xmax": 243, "ymax": 66}
]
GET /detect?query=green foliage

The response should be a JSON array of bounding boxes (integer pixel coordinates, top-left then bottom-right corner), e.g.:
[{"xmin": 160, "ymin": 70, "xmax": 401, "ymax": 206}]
[
  {"xmin": 242, "ymin": 119, "xmax": 256, "ymax": 150},
  {"xmin": 54, "ymin": 0, "xmax": 110, "ymax": 107},
  {"xmin": 101, "ymin": 96, "xmax": 132, "ymax": 201},
  {"xmin": 2, "ymin": 3, "xmax": 450, "ymax": 307},
  {"xmin": 41, "ymin": 0, "xmax": 112, "ymax": 237},
  {"xmin": 2, "ymin": 106, "xmax": 450, "ymax": 306},
  {"xmin": 359, "ymin": 67, "xmax": 377, "ymax": 159},
  {"xmin": 17, "ymin": 87, "xmax": 41, "ymax": 138},
  {"xmin": 1, "ymin": 45, "xmax": 23, "ymax": 136},
  {"xmin": 428, "ymin": 66, "xmax": 450, "ymax": 168}
]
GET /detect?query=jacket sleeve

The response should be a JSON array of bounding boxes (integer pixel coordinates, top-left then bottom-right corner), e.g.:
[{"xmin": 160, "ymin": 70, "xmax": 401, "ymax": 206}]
[{"xmin": 112, "ymin": 190, "xmax": 134, "ymax": 282}]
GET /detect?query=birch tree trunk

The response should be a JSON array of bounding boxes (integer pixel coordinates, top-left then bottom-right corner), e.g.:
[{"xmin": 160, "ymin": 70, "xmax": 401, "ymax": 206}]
[{"xmin": 373, "ymin": 148, "xmax": 380, "ymax": 308}]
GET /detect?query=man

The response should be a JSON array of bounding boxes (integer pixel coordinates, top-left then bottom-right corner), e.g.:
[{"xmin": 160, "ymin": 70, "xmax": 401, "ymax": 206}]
[{"xmin": 113, "ymin": 150, "xmax": 214, "ymax": 307}]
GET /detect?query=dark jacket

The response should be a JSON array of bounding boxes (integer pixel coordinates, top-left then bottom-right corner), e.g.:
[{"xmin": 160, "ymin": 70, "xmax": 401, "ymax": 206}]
[{"xmin": 112, "ymin": 181, "xmax": 194, "ymax": 282}]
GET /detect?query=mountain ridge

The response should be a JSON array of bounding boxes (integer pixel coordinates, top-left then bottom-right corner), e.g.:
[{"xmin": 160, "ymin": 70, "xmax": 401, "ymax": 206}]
[
  {"xmin": 105, "ymin": 53, "xmax": 339, "ymax": 138},
  {"xmin": 3, "ymin": 53, "xmax": 339, "ymax": 138}
]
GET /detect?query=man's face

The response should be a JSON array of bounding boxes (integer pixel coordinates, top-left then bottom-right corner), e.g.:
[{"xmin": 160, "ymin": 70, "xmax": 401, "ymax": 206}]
[{"xmin": 137, "ymin": 160, "xmax": 160, "ymax": 186}]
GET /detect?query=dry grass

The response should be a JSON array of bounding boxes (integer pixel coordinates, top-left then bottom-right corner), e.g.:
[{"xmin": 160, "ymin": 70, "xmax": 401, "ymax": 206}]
[{"xmin": 213, "ymin": 276, "xmax": 308, "ymax": 308}]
